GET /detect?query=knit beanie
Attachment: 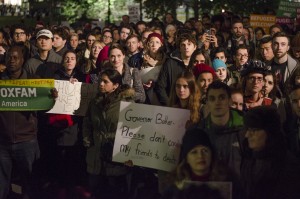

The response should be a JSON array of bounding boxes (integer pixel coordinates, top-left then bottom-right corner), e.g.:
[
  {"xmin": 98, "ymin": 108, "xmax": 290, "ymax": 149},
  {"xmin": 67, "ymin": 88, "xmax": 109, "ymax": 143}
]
[
  {"xmin": 244, "ymin": 106, "xmax": 281, "ymax": 134},
  {"xmin": 193, "ymin": 63, "xmax": 216, "ymax": 79},
  {"xmin": 180, "ymin": 128, "xmax": 213, "ymax": 162},
  {"xmin": 146, "ymin": 32, "xmax": 164, "ymax": 44},
  {"xmin": 212, "ymin": 59, "xmax": 227, "ymax": 71}
]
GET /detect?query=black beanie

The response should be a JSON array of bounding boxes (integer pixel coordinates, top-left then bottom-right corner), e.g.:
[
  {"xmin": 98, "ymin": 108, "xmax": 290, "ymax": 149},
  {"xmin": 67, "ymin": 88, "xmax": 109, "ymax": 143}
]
[
  {"xmin": 244, "ymin": 106, "xmax": 281, "ymax": 133},
  {"xmin": 180, "ymin": 128, "xmax": 213, "ymax": 162}
]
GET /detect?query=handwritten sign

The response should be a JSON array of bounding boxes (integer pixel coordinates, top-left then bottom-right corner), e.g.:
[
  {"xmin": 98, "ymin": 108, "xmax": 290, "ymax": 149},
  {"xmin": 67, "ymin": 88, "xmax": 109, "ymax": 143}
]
[
  {"xmin": 0, "ymin": 79, "xmax": 55, "ymax": 111},
  {"xmin": 112, "ymin": 102, "xmax": 190, "ymax": 172},
  {"xmin": 47, "ymin": 80, "xmax": 82, "ymax": 115},
  {"xmin": 128, "ymin": 4, "xmax": 140, "ymax": 23},
  {"xmin": 250, "ymin": 14, "xmax": 276, "ymax": 34}
]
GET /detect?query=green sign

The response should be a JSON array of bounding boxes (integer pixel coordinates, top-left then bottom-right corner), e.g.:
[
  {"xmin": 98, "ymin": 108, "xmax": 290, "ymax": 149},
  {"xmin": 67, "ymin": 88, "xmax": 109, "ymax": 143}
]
[
  {"xmin": 277, "ymin": 0, "xmax": 300, "ymax": 18},
  {"xmin": 0, "ymin": 79, "xmax": 55, "ymax": 111}
]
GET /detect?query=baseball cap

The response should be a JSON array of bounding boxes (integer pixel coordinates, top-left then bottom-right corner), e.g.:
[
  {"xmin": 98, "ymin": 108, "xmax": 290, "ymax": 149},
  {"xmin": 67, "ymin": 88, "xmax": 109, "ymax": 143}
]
[{"xmin": 36, "ymin": 29, "xmax": 53, "ymax": 39}]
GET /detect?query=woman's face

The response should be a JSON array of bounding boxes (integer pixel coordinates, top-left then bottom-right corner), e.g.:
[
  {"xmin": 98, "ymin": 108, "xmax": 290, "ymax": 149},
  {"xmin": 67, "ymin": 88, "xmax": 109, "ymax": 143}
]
[
  {"xmin": 99, "ymin": 74, "xmax": 118, "ymax": 93},
  {"xmin": 109, "ymin": 48, "xmax": 125, "ymax": 68},
  {"xmin": 91, "ymin": 43, "xmax": 104, "ymax": 59},
  {"xmin": 187, "ymin": 145, "xmax": 212, "ymax": 176},
  {"xmin": 215, "ymin": 67, "xmax": 227, "ymax": 81},
  {"xmin": 63, "ymin": 52, "xmax": 76, "ymax": 71},
  {"xmin": 255, "ymin": 30, "xmax": 263, "ymax": 41},
  {"xmin": 264, "ymin": 75, "xmax": 274, "ymax": 96},
  {"xmin": 175, "ymin": 77, "xmax": 191, "ymax": 101},
  {"xmin": 245, "ymin": 128, "xmax": 267, "ymax": 151},
  {"xmin": 148, "ymin": 37, "xmax": 162, "ymax": 54},
  {"xmin": 167, "ymin": 25, "xmax": 176, "ymax": 37},
  {"xmin": 193, "ymin": 54, "xmax": 206, "ymax": 66}
]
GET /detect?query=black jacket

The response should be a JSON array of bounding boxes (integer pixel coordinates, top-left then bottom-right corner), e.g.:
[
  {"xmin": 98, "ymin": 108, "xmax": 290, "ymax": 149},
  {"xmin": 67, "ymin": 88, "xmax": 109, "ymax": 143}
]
[{"xmin": 154, "ymin": 50, "xmax": 186, "ymax": 106}]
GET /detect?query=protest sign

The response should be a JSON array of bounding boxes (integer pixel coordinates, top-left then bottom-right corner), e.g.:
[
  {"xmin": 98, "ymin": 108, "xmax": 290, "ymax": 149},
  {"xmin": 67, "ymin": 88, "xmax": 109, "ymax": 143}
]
[
  {"xmin": 277, "ymin": 0, "xmax": 300, "ymax": 18},
  {"xmin": 128, "ymin": 4, "xmax": 140, "ymax": 23},
  {"xmin": 250, "ymin": 14, "xmax": 276, "ymax": 34},
  {"xmin": 112, "ymin": 102, "xmax": 190, "ymax": 172},
  {"xmin": 0, "ymin": 79, "xmax": 55, "ymax": 111},
  {"xmin": 276, "ymin": 17, "xmax": 294, "ymax": 31},
  {"xmin": 140, "ymin": 66, "xmax": 162, "ymax": 83},
  {"xmin": 47, "ymin": 80, "xmax": 82, "ymax": 115}
]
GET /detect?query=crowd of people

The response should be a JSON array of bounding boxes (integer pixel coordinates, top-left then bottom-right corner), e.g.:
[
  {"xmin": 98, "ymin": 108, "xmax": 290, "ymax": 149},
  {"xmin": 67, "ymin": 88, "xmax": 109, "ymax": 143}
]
[{"xmin": 1, "ymin": 11, "xmax": 300, "ymax": 199}]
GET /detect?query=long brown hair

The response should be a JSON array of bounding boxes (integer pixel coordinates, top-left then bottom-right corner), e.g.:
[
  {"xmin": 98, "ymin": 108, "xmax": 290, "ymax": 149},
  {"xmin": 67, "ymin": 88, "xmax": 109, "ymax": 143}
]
[{"xmin": 169, "ymin": 71, "xmax": 201, "ymax": 124}]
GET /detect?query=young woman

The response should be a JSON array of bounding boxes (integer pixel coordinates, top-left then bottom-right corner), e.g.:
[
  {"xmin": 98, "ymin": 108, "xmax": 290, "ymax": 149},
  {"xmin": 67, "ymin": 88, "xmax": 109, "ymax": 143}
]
[
  {"xmin": 162, "ymin": 128, "xmax": 236, "ymax": 199},
  {"xmin": 212, "ymin": 58, "xmax": 232, "ymax": 85},
  {"xmin": 141, "ymin": 32, "xmax": 167, "ymax": 105},
  {"xmin": 108, "ymin": 43, "xmax": 145, "ymax": 103},
  {"xmin": 80, "ymin": 40, "xmax": 105, "ymax": 83},
  {"xmin": 83, "ymin": 68, "xmax": 135, "ymax": 198},
  {"xmin": 165, "ymin": 24, "xmax": 177, "ymax": 53},
  {"xmin": 169, "ymin": 71, "xmax": 201, "ymax": 126},
  {"xmin": 187, "ymin": 49, "xmax": 212, "ymax": 71}
]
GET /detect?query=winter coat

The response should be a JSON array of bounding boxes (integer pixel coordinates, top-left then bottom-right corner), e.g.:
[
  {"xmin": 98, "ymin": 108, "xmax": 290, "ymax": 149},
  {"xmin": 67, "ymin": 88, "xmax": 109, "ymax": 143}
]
[
  {"xmin": 0, "ymin": 69, "xmax": 38, "ymax": 144},
  {"xmin": 155, "ymin": 50, "xmax": 187, "ymax": 106},
  {"xmin": 82, "ymin": 87, "xmax": 135, "ymax": 175},
  {"xmin": 241, "ymin": 148, "xmax": 300, "ymax": 199},
  {"xmin": 199, "ymin": 109, "xmax": 244, "ymax": 176}
]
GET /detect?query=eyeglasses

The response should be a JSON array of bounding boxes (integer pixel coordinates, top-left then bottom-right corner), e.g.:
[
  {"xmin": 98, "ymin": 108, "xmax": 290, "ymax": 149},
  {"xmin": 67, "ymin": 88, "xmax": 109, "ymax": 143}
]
[
  {"xmin": 14, "ymin": 32, "xmax": 26, "ymax": 36},
  {"xmin": 237, "ymin": 54, "xmax": 248, "ymax": 58},
  {"xmin": 103, "ymin": 35, "xmax": 112, "ymax": 39},
  {"xmin": 248, "ymin": 76, "xmax": 264, "ymax": 83}
]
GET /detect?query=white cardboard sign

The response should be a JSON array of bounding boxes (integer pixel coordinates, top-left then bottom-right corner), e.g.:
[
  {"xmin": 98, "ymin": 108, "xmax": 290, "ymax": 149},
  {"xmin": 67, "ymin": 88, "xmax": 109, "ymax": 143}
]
[{"xmin": 112, "ymin": 101, "xmax": 190, "ymax": 172}]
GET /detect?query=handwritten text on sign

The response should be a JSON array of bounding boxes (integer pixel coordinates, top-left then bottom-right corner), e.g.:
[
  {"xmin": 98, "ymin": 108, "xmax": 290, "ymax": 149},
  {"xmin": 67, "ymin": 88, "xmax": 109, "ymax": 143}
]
[
  {"xmin": 47, "ymin": 80, "xmax": 82, "ymax": 115},
  {"xmin": 112, "ymin": 102, "xmax": 190, "ymax": 172}
]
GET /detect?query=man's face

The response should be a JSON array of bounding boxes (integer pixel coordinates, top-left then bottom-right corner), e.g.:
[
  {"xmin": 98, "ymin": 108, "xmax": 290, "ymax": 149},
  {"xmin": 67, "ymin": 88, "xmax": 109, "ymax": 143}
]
[
  {"xmin": 231, "ymin": 93, "xmax": 243, "ymax": 111},
  {"xmin": 215, "ymin": 52, "xmax": 227, "ymax": 63},
  {"xmin": 272, "ymin": 36, "xmax": 289, "ymax": 59},
  {"xmin": 290, "ymin": 88, "xmax": 300, "ymax": 117},
  {"xmin": 197, "ymin": 72, "xmax": 213, "ymax": 94},
  {"xmin": 36, "ymin": 36, "xmax": 53, "ymax": 52},
  {"xmin": 206, "ymin": 88, "xmax": 230, "ymax": 118},
  {"xmin": 13, "ymin": 28, "xmax": 27, "ymax": 43},
  {"xmin": 120, "ymin": 28, "xmax": 131, "ymax": 41},
  {"xmin": 270, "ymin": 27, "xmax": 281, "ymax": 36},
  {"xmin": 6, "ymin": 48, "xmax": 24, "ymax": 73},
  {"xmin": 165, "ymin": 14, "xmax": 173, "ymax": 24},
  {"xmin": 70, "ymin": 35, "xmax": 79, "ymax": 49},
  {"xmin": 87, "ymin": 35, "xmax": 96, "ymax": 50},
  {"xmin": 235, "ymin": 49, "xmax": 248, "ymax": 66},
  {"xmin": 232, "ymin": 22, "xmax": 243, "ymax": 38},
  {"xmin": 245, "ymin": 73, "xmax": 264, "ymax": 94},
  {"xmin": 180, "ymin": 40, "xmax": 196, "ymax": 59},
  {"xmin": 260, "ymin": 42, "xmax": 274, "ymax": 61},
  {"xmin": 126, "ymin": 37, "xmax": 140, "ymax": 54},
  {"xmin": 137, "ymin": 24, "xmax": 146, "ymax": 34},
  {"xmin": 53, "ymin": 34, "xmax": 66, "ymax": 50}
]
